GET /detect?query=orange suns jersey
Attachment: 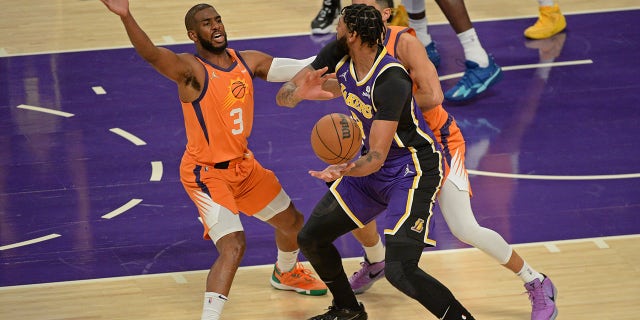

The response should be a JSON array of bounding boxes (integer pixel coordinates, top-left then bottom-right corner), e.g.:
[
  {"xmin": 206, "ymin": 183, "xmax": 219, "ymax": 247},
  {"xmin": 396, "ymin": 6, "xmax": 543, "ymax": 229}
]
[
  {"xmin": 383, "ymin": 26, "xmax": 416, "ymax": 58},
  {"xmin": 181, "ymin": 49, "xmax": 255, "ymax": 166}
]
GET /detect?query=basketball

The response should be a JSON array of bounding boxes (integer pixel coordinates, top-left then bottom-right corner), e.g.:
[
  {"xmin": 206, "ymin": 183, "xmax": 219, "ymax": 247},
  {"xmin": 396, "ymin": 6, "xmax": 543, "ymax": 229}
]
[{"xmin": 310, "ymin": 113, "xmax": 363, "ymax": 165}]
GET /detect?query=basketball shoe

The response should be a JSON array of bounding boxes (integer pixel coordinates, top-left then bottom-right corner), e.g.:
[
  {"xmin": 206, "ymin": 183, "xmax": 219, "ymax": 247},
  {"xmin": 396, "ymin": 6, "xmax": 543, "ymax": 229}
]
[
  {"xmin": 444, "ymin": 55, "xmax": 502, "ymax": 102},
  {"xmin": 311, "ymin": 0, "xmax": 340, "ymax": 35},
  {"xmin": 348, "ymin": 258, "xmax": 385, "ymax": 294},
  {"xmin": 270, "ymin": 262, "xmax": 328, "ymax": 296},
  {"xmin": 308, "ymin": 302, "xmax": 368, "ymax": 320},
  {"xmin": 425, "ymin": 42, "xmax": 441, "ymax": 69},
  {"xmin": 524, "ymin": 4, "xmax": 567, "ymax": 40},
  {"xmin": 525, "ymin": 274, "xmax": 558, "ymax": 320}
]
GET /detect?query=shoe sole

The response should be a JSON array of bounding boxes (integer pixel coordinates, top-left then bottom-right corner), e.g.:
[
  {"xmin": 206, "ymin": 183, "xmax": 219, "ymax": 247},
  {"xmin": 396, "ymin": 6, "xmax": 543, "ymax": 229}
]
[{"xmin": 270, "ymin": 278, "xmax": 328, "ymax": 296}]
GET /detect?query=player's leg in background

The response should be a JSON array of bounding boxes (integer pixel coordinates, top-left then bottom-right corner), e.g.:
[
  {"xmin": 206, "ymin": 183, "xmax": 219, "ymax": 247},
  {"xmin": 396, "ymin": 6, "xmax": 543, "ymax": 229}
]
[
  {"xmin": 401, "ymin": 0, "xmax": 441, "ymax": 67},
  {"xmin": 434, "ymin": 0, "xmax": 502, "ymax": 102},
  {"xmin": 311, "ymin": 0, "xmax": 342, "ymax": 34}
]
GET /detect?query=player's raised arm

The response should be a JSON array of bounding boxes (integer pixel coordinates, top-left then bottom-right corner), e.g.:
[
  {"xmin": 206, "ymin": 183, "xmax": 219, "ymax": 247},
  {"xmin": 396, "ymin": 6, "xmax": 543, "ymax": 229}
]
[{"xmin": 101, "ymin": 0, "xmax": 194, "ymax": 91}]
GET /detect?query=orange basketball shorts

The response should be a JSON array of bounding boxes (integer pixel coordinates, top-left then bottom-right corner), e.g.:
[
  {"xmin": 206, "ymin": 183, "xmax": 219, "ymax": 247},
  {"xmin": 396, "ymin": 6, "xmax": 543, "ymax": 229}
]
[{"xmin": 180, "ymin": 151, "xmax": 283, "ymax": 238}]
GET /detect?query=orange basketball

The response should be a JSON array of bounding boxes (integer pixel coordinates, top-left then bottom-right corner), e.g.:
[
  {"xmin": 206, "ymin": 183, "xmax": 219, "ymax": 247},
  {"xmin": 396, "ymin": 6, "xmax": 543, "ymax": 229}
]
[{"xmin": 310, "ymin": 113, "xmax": 363, "ymax": 165}]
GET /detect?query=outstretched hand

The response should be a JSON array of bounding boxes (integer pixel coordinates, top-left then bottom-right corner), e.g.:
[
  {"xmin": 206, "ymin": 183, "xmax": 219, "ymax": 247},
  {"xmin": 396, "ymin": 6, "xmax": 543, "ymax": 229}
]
[
  {"xmin": 295, "ymin": 67, "xmax": 338, "ymax": 101},
  {"xmin": 309, "ymin": 162, "xmax": 355, "ymax": 182},
  {"xmin": 101, "ymin": 0, "xmax": 129, "ymax": 17}
]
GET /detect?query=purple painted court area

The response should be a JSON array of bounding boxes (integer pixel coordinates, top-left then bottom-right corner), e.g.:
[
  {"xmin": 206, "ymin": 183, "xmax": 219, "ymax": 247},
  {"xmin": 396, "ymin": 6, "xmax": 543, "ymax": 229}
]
[{"xmin": 1, "ymin": 10, "xmax": 639, "ymax": 287}]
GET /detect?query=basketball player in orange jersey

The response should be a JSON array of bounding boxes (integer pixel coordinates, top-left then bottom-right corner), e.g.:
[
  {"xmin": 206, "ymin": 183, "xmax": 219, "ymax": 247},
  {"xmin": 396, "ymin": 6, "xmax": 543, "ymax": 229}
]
[
  {"xmin": 101, "ymin": 1, "xmax": 326, "ymax": 319},
  {"xmin": 282, "ymin": 1, "xmax": 558, "ymax": 319}
]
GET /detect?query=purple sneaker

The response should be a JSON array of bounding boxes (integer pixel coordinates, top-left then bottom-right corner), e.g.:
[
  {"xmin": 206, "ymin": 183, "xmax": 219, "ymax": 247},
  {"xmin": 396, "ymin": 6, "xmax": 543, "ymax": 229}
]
[
  {"xmin": 525, "ymin": 274, "xmax": 558, "ymax": 320},
  {"xmin": 348, "ymin": 259, "xmax": 385, "ymax": 294}
]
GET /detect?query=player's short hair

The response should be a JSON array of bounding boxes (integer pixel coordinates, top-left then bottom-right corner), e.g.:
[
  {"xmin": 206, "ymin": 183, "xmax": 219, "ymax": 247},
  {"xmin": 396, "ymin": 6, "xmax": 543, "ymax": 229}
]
[
  {"xmin": 341, "ymin": 4, "xmax": 385, "ymax": 48},
  {"xmin": 185, "ymin": 3, "xmax": 213, "ymax": 30}
]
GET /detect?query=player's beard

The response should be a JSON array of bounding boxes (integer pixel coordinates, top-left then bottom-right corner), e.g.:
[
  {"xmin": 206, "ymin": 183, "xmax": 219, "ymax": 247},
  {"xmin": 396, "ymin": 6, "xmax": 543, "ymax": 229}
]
[
  {"xmin": 337, "ymin": 34, "xmax": 349, "ymax": 55},
  {"xmin": 198, "ymin": 32, "xmax": 227, "ymax": 54}
]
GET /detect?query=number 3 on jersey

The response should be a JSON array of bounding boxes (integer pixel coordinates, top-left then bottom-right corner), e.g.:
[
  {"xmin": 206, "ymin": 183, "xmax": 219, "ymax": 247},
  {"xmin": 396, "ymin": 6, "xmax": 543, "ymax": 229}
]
[{"xmin": 230, "ymin": 108, "xmax": 243, "ymax": 135}]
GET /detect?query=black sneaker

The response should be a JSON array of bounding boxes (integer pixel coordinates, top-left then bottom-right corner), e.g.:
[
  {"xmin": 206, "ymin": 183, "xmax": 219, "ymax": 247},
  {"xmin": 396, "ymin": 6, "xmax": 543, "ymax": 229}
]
[
  {"xmin": 308, "ymin": 302, "xmax": 367, "ymax": 320},
  {"xmin": 311, "ymin": 1, "xmax": 340, "ymax": 34}
]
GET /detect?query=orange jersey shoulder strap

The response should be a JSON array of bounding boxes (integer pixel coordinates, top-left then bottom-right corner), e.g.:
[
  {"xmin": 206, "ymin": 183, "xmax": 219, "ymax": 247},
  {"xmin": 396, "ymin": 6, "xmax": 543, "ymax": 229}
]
[{"xmin": 384, "ymin": 26, "xmax": 416, "ymax": 58}]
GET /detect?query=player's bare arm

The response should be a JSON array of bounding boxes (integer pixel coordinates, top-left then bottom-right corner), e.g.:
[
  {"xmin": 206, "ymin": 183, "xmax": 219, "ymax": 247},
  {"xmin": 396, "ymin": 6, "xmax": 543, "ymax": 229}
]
[
  {"xmin": 346, "ymin": 120, "xmax": 396, "ymax": 177},
  {"xmin": 396, "ymin": 33, "xmax": 443, "ymax": 111},
  {"xmin": 102, "ymin": 0, "xmax": 202, "ymax": 102}
]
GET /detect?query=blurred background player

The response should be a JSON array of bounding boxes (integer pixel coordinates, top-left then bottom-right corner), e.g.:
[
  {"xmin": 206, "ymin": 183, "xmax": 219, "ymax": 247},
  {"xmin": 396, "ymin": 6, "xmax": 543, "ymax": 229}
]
[
  {"xmin": 401, "ymin": 0, "xmax": 502, "ymax": 102},
  {"xmin": 310, "ymin": 0, "xmax": 502, "ymax": 102},
  {"xmin": 525, "ymin": 0, "xmax": 567, "ymax": 39}
]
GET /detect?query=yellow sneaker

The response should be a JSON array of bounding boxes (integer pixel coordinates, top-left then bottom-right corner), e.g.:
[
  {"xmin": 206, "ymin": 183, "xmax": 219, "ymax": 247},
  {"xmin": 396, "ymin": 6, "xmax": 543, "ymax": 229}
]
[
  {"xmin": 270, "ymin": 262, "xmax": 327, "ymax": 296},
  {"xmin": 390, "ymin": 5, "xmax": 409, "ymax": 27},
  {"xmin": 524, "ymin": 4, "xmax": 567, "ymax": 39}
]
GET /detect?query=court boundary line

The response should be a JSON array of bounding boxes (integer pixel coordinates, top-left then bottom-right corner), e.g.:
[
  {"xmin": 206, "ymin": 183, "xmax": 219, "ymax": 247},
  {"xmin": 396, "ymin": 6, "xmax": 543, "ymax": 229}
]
[{"xmin": 1, "ymin": 233, "xmax": 637, "ymax": 290}]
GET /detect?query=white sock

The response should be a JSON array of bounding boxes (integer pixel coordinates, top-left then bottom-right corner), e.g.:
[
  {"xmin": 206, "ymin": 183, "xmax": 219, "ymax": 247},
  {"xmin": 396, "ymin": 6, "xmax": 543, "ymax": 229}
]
[
  {"xmin": 362, "ymin": 235, "xmax": 385, "ymax": 263},
  {"xmin": 539, "ymin": 0, "xmax": 555, "ymax": 7},
  {"xmin": 277, "ymin": 248, "xmax": 299, "ymax": 272},
  {"xmin": 409, "ymin": 17, "xmax": 432, "ymax": 47},
  {"xmin": 201, "ymin": 292, "xmax": 227, "ymax": 320},
  {"xmin": 457, "ymin": 28, "xmax": 489, "ymax": 67},
  {"xmin": 516, "ymin": 261, "xmax": 544, "ymax": 283}
]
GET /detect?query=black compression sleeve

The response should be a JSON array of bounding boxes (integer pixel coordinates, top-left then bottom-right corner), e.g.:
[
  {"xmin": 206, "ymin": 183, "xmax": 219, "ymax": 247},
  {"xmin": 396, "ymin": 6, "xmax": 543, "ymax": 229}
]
[{"xmin": 373, "ymin": 67, "xmax": 413, "ymax": 121}]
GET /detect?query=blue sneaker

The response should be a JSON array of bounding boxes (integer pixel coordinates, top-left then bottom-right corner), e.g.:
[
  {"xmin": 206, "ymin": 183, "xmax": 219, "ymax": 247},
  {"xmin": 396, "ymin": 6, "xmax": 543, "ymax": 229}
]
[
  {"xmin": 444, "ymin": 55, "xmax": 502, "ymax": 102},
  {"xmin": 425, "ymin": 42, "xmax": 440, "ymax": 68}
]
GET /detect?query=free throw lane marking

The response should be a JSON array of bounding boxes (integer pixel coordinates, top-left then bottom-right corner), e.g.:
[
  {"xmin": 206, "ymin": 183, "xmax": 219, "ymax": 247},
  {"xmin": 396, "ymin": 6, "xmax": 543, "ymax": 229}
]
[
  {"xmin": 101, "ymin": 199, "xmax": 143, "ymax": 219},
  {"xmin": 17, "ymin": 104, "xmax": 74, "ymax": 117},
  {"xmin": 109, "ymin": 128, "xmax": 147, "ymax": 146},
  {"xmin": 0, "ymin": 233, "xmax": 61, "ymax": 251},
  {"xmin": 150, "ymin": 161, "xmax": 163, "ymax": 181}
]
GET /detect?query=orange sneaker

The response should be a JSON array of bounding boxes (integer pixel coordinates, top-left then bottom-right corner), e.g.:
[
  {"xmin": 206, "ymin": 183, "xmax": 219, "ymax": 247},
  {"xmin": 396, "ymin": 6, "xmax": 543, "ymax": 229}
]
[{"xmin": 270, "ymin": 262, "xmax": 327, "ymax": 296}]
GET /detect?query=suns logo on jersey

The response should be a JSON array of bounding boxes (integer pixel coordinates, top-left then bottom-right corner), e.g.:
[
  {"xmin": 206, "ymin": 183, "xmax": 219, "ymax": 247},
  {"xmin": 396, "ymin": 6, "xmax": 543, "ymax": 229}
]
[
  {"xmin": 223, "ymin": 78, "xmax": 248, "ymax": 110},
  {"xmin": 410, "ymin": 218, "xmax": 425, "ymax": 233}
]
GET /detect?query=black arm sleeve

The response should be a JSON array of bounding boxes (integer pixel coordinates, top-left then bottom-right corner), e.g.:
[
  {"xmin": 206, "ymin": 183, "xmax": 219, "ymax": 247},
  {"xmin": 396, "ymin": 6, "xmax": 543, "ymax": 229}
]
[
  {"xmin": 310, "ymin": 40, "xmax": 347, "ymax": 73},
  {"xmin": 373, "ymin": 67, "xmax": 413, "ymax": 121}
]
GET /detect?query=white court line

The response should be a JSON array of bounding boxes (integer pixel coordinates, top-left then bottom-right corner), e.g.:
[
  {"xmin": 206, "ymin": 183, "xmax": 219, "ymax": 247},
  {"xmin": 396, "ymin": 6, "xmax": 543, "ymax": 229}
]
[
  {"xmin": 1, "ymin": 233, "xmax": 637, "ymax": 290},
  {"xmin": 109, "ymin": 128, "xmax": 147, "ymax": 146},
  {"xmin": 593, "ymin": 239, "xmax": 610, "ymax": 249},
  {"xmin": 162, "ymin": 36, "xmax": 176, "ymax": 44},
  {"xmin": 0, "ymin": 48, "xmax": 7, "ymax": 56},
  {"xmin": 438, "ymin": 60, "xmax": 594, "ymax": 81},
  {"xmin": 101, "ymin": 199, "xmax": 143, "ymax": 219},
  {"xmin": 466, "ymin": 169, "xmax": 640, "ymax": 180},
  {"xmin": 92, "ymin": 86, "xmax": 107, "ymax": 95},
  {"xmin": 16, "ymin": 104, "xmax": 74, "ymax": 118},
  {"xmin": 171, "ymin": 274, "xmax": 188, "ymax": 284},
  {"xmin": 0, "ymin": 233, "xmax": 61, "ymax": 251},
  {"xmin": 150, "ymin": 161, "xmax": 163, "ymax": 181},
  {"xmin": 544, "ymin": 243, "xmax": 561, "ymax": 253}
]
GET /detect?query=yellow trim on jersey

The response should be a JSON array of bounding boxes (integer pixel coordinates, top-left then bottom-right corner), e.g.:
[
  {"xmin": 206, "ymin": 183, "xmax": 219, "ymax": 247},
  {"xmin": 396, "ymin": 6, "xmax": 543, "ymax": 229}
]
[
  {"xmin": 350, "ymin": 47, "xmax": 389, "ymax": 86},
  {"xmin": 329, "ymin": 178, "xmax": 366, "ymax": 228}
]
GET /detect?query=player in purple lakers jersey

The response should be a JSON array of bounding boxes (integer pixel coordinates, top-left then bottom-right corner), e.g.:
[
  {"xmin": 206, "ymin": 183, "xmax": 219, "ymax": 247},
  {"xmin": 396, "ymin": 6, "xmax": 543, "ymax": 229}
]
[
  {"xmin": 293, "ymin": 1, "xmax": 558, "ymax": 319},
  {"xmin": 101, "ymin": 1, "xmax": 326, "ymax": 319},
  {"xmin": 277, "ymin": 4, "xmax": 475, "ymax": 320}
]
